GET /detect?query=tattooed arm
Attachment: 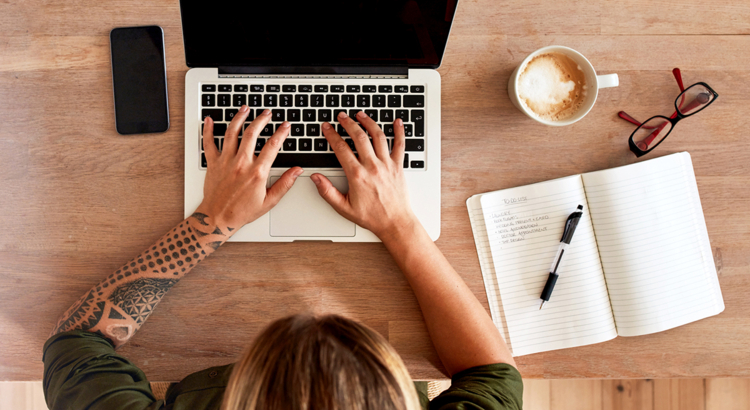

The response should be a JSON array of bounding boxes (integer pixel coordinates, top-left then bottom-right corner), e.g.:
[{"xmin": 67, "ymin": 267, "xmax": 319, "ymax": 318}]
[{"xmin": 50, "ymin": 106, "xmax": 303, "ymax": 347}]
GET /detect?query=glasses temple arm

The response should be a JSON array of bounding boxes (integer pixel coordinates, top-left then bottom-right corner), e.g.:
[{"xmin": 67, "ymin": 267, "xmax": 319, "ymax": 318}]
[
  {"xmin": 673, "ymin": 68, "xmax": 685, "ymax": 92},
  {"xmin": 618, "ymin": 111, "xmax": 642, "ymax": 126}
]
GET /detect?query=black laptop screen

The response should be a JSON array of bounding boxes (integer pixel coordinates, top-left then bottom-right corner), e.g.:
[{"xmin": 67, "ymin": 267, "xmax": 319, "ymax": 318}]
[{"xmin": 180, "ymin": 0, "xmax": 458, "ymax": 69}]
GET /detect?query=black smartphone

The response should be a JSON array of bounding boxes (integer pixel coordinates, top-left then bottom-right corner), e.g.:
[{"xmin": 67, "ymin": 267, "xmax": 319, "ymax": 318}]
[{"xmin": 110, "ymin": 26, "xmax": 170, "ymax": 135}]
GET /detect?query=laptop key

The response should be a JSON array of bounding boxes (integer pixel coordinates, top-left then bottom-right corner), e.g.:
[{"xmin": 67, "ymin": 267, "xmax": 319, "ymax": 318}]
[
  {"xmin": 383, "ymin": 124, "xmax": 395, "ymax": 136},
  {"xmin": 395, "ymin": 85, "xmax": 409, "ymax": 93},
  {"xmin": 283, "ymin": 139, "xmax": 297, "ymax": 151},
  {"xmin": 266, "ymin": 85, "xmax": 280, "ymax": 92},
  {"xmin": 295, "ymin": 94, "xmax": 308, "ymax": 107},
  {"xmin": 249, "ymin": 94, "xmax": 262, "ymax": 106},
  {"xmin": 212, "ymin": 124, "xmax": 227, "ymax": 136},
  {"xmin": 404, "ymin": 124, "xmax": 413, "ymax": 137},
  {"xmin": 202, "ymin": 84, "xmax": 216, "ymax": 92},
  {"xmin": 331, "ymin": 85, "xmax": 345, "ymax": 92},
  {"xmin": 299, "ymin": 138, "xmax": 313, "ymax": 151},
  {"xmin": 234, "ymin": 84, "xmax": 248, "ymax": 92},
  {"xmin": 403, "ymin": 153, "xmax": 409, "ymax": 168},
  {"xmin": 303, "ymin": 109, "xmax": 316, "ymax": 122},
  {"xmin": 380, "ymin": 110, "xmax": 394, "ymax": 122},
  {"xmin": 404, "ymin": 95, "xmax": 424, "ymax": 107},
  {"xmin": 255, "ymin": 138, "xmax": 266, "ymax": 152},
  {"xmin": 264, "ymin": 94, "xmax": 277, "ymax": 107},
  {"xmin": 272, "ymin": 109, "xmax": 285, "ymax": 122},
  {"xmin": 299, "ymin": 85, "xmax": 313, "ymax": 92},
  {"xmin": 218, "ymin": 85, "xmax": 232, "ymax": 92},
  {"xmin": 202, "ymin": 94, "xmax": 215, "ymax": 106},
  {"xmin": 307, "ymin": 124, "xmax": 320, "ymax": 136},
  {"xmin": 410, "ymin": 85, "xmax": 425, "ymax": 93},
  {"xmin": 314, "ymin": 139, "xmax": 328, "ymax": 151},
  {"xmin": 280, "ymin": 94, "xmax": 293, "ymax": 107},
  {"xmin": 405, "ymin": 139, "xmax": 424, "ymax": 151},
  {"xmin": 288, "ymin": 109, "xmax": 301, "ymax": 122},
  {"xmin": 291, "ymin": 123, "xmax": 305, "ymax": 136},
  {"xmin": 412, "ymin": 110, "xmax": 424, "ymax": 136},
  {"xmin": 311, "ymin": 94, "xmax": 325, "ymax": 107},
  {"xmin": 326, "ymin": 95, "xmax": 339, "ymax": 107},
  {"xmin": 225, "ymin": 109, "xmax": 238, "ymax": 121},
  {"xmin": 201, "ymin": 152, "xmax": 207, "ymax": 167},
  {"xmin": 365, "ymin": 109, "xmax": 378, "ymax": 121},
  {"xmin": 260, "ymin": 124, "xmax": 274, "ymax": 136},
  {"xmin": 363, "ymin": 85, "xmax": 376, "ymax": 92},
  {"xmin": 282, "ymin": 85, "xmax": 296, "ymax": 92},
  {"xmin": 373, "ymin": 95, "xmax": 385, "ymax": 107},
  {"xmin": 233, "ymin": 94, "xmax": 246, "ymax": 107},
  {"xmin": 357, "ymin": 95, "xmax": 370, "ymax": 107},
  {"xmin": 202, "ymin": 109, "xmax": 223, "ymax": 122},
  {"xmin": 218, "ymin": 94, "xmax": 231, "ymax": 107},
  {"xmin": 346, "ymin": 85, "xmax": 360, "ymax": 93},
  {"xmin": 271, "ymin": 153, "xmax": 341, "ymax": 168},
  {"xmin": 333, "ymin": 109, "xmax": 346, "ymax": 122},
  {"xmin": 342, "ymin": 95, "xmax": 355, "ymax": 107},
  {"xmin": 387, "ymin": 95, "xmax": 401, "ymax": 107},
  {"xmin": 337, "ymin": 124, "xmax": 349, "ymax": 136},
  {"xmin": 318, "ymin": 109, "xmax": 332, "ymax": 122},
  {"xmin": 410, "ymin": 160, "xmax": 425, "ymax": 168},
  {"xmin": 396, "ymin": 110, "xmax": 408, "ymax": 121},
  {"xmin": 378, "ymin": 85, "xmax": 392, "ymax": 93},
  {"xmin": 314, "ymin": 85, "xmax": 328, "ymax": 92},
  {"xmin": 250, "ymin": 85, "xmax": 264, "ymax": 92}
]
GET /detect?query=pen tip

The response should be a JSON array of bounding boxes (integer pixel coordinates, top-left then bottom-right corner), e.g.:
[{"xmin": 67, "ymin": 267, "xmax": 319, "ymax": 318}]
[{"xmin": 539, "ymin": 301, "xmax": 545, "ymax": 310}]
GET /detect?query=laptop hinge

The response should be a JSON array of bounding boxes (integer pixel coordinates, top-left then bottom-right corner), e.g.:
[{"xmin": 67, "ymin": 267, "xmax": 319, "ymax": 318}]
[{"xmin": 218, "ymin": 66, "xmax": 409, "ymax": 79}]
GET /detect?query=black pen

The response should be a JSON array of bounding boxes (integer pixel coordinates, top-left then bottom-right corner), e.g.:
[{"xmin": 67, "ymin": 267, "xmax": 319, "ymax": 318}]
[{"xmin": 539, "ymin": 204, "xmax": 584, "ymax": 310}]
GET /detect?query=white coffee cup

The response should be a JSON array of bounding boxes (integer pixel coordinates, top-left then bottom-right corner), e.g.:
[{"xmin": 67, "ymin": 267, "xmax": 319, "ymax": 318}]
[{"xmin": 508, "ymin": 45, "xmax": 619, "ymax": 126}]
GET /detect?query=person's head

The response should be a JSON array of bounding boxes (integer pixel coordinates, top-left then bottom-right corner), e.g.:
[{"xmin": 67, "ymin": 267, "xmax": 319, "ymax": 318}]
[{"xmin": 221, "ymin": 314, "xmax": 421, "ymax": 410}]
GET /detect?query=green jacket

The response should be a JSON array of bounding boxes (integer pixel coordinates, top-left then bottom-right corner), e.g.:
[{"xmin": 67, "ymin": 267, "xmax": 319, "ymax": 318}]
[{"xmin": 43, "ymin": 330, "xmax": 523, "ymax": 410}]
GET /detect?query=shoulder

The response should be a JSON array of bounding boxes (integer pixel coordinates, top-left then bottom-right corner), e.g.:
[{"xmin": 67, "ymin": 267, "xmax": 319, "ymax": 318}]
[{"xmin": 429, "ymin": 363, "xmax": 523, "ymax": 410}]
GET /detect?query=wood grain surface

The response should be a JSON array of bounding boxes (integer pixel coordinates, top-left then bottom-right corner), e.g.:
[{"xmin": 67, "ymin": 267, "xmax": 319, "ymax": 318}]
[{"xmin": 1, "ymin": 0, "xmax": 749, "ymax": 381}]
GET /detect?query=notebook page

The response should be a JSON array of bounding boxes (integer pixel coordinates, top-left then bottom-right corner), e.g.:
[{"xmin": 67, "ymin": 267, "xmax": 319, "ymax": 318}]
[
  {"xmin": 480, "ymin": 176, "xmax": 617, "ymax": 356},
  {"xmin": 467, "ymin": 195, "xmax": 513, "ymax": 351},
  {"xmin": 582, "ymin": 152, "xmax": 724, "ymax": 337}
]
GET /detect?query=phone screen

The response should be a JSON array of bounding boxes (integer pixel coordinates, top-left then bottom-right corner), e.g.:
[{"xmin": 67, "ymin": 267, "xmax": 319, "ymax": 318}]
[{"xmin": 110, "ymin": 26, "xmax": 169, "ymax": 134}]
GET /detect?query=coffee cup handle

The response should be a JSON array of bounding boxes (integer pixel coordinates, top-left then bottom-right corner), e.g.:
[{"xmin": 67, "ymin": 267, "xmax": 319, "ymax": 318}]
[{"xmin": 597, "ymin": 74, "xmax": 619, "ymax": 89}]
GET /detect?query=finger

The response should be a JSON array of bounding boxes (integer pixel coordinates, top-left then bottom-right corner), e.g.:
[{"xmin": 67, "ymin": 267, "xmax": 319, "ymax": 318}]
[
  {"xmin": 340, "ymin": 112, "xmax": 375, "ymax": 164},
  {"xmin": 356, "ymin": 111, "xmax": 389, "ymax": 160},
  {"xmin": 311, "ymin": 173, "xmax": 351, "ymax": 217},
  {"xmin": 323, "ymin": 120, "xmax": 359, "ymax": 171},
  {"xmin": 265, "ymin": 166, "xmax": 304, "ymax": 208},
  {"xmin": 256, "ymin": 121, "xmax": 290, "ymax": 171},
  {"xmin": 240, "ymin": 109, "xmax": 272, "ymax": 159},
  {"xmin": 202, "ymin": 117, "xmax": 219, "ymax": 161},
  {"xmin": 390, "ymin": 118, "xmax": 406, "ymax": 167},
  {"xmin": 223, "ymin": 105, "xmax": 251, "ymax": 155}
]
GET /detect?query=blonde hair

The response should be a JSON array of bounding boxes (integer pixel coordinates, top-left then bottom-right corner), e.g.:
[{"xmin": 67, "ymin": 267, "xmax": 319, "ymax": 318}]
[{"xmin": 221, "ymin": 314, "xmax": 421, "ymax": 410}]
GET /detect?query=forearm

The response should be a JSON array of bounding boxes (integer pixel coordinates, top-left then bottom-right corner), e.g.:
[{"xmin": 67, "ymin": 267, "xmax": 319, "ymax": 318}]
[
  {"xmin": 50, "ymin": 210, "xmax": 232, "ymax": 347},
  {"xmin": 382, "ymin": 220, "xmax": 515, "ymax": 376}
]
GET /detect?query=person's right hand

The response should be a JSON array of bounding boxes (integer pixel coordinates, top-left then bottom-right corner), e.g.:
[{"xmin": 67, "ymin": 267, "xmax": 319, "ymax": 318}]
[{"xmin": 311, "ymin": 111, "xmax": 419, "ymax": 240}]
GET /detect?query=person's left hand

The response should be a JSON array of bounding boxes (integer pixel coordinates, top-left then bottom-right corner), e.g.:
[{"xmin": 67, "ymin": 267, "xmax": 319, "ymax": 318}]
[{"xmin": 195, "ymin": 106, "xmax": 303, "ymax": 231}]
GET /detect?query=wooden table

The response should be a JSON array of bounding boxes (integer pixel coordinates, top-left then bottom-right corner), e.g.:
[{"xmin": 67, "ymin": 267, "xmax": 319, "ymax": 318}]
[{"xmin": 1, "ymin": 0, "xmax": 749, "ymax": 381}]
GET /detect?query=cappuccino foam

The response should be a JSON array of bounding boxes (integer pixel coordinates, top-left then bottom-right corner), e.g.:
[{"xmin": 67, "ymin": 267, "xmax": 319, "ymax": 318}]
[{"xmin": 517, "ymin": 53, "xmax": 586, "ymax": 121}]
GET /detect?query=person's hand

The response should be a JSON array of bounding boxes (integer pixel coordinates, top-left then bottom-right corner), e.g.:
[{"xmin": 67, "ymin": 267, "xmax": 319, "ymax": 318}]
[
  {"xmin": 311, "ymin": 111, "xmax": 419, "ymax": 240},
  {"xmin": 196, "ymin": 106, "xmax": 303, "ymax": 231}
]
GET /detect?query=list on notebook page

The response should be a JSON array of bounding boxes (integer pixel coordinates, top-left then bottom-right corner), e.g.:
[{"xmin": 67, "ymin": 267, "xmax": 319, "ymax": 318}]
[
  {"xmin": 480, "ymin": 176, "xmax": 617, "ymax": 356},
  {"xmin": 582, "ymin": 153, "xmax": 724, "ymax": 337}
]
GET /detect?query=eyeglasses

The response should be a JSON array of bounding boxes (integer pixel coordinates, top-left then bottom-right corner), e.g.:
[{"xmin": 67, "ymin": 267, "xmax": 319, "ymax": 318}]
[{"xmin": 618, "ymin": 68, "xmax": 718, "ymax": 157}]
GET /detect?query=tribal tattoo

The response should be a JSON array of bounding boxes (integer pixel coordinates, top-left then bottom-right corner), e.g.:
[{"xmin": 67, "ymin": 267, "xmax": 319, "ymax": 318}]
[{"xmin": 50, "ymin": 212, "xmax": 232, "ymax": 347}]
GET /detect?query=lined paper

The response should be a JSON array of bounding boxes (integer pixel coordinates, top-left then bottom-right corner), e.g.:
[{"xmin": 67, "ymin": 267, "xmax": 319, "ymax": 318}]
[
  {"xmin": 478, "ymin": 176, "xmax": 617, "ymax": 356},
  {"xmin": 582, "ymin": 152, "xmax": 724, "ymax": 337}
]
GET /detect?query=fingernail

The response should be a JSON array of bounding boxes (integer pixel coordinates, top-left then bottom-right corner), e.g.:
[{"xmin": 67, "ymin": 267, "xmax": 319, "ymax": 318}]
[
  {"xmin": 240, "ymin": 105, "xmax": 249, "ymax": 113},
  {"xmin": 206, "ymin": 116, "xmax": 213, "ymax": 123},
  {"xmin": 263, "ymin": 109, "xmax": 271, "ymax": 116},
  {"xmin": 282, "ymin": 121, "xmax": 290, "ymax": 128},
  {"xmin": 311, "ymin": 175, "xmax": 320, "ymax": 186},
  {"xmin": 357, "ymin": 111, "xmax": 366, "ymax": 118},
  {"xmin": 294, "ymin": 168, "xmax": 304, "ymax": 178},
  {"xmin": 339, "ymin": 112, "xmax": 348, "ymax": 119},
  {"xmin": 395, "ymin": 118, "xmax": 403, "ymax": 126},
  {"xmin": 322, "ymin": 122, "xmax": 331, "ymax": 130}
]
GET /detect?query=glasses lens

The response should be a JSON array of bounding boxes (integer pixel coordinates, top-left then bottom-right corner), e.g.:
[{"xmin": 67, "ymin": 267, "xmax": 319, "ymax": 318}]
[
  {"xmin": 676, "ymin": 84, "xmax": 714, "ymax": 116},
  {"xmin": 631, "ymin": 117, "xmax": 672, "ymax": 152}
]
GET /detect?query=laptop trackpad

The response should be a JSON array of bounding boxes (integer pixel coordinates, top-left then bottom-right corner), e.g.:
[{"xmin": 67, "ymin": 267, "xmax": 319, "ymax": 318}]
[{"xmin": 269, "ymin": 176, "xmax": 355, "ymax": 237}]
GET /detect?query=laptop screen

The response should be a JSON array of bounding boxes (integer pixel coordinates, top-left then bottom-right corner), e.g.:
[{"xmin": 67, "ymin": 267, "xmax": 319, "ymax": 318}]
[{"xmin": 180, "ymin": 0, "xmax": 459, "ymax": 69}]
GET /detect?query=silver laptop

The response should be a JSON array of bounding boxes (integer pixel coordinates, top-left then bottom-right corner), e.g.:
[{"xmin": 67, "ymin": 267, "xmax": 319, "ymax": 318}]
[{"xmin": 180, "ymin": 1, "xmax": 459, "ymax": 242}]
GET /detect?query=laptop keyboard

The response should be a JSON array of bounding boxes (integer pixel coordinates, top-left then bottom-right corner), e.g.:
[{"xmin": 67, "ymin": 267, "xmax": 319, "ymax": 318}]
[{"xmin": 199, "ymin": 83, "xmax": 427, "ymax": 169}]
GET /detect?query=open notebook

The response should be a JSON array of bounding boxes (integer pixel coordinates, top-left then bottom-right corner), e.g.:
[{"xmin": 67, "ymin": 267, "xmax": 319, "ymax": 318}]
[{"xmin": 467, "ymin": 152, "xmax": 724, "ymax": 357}]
